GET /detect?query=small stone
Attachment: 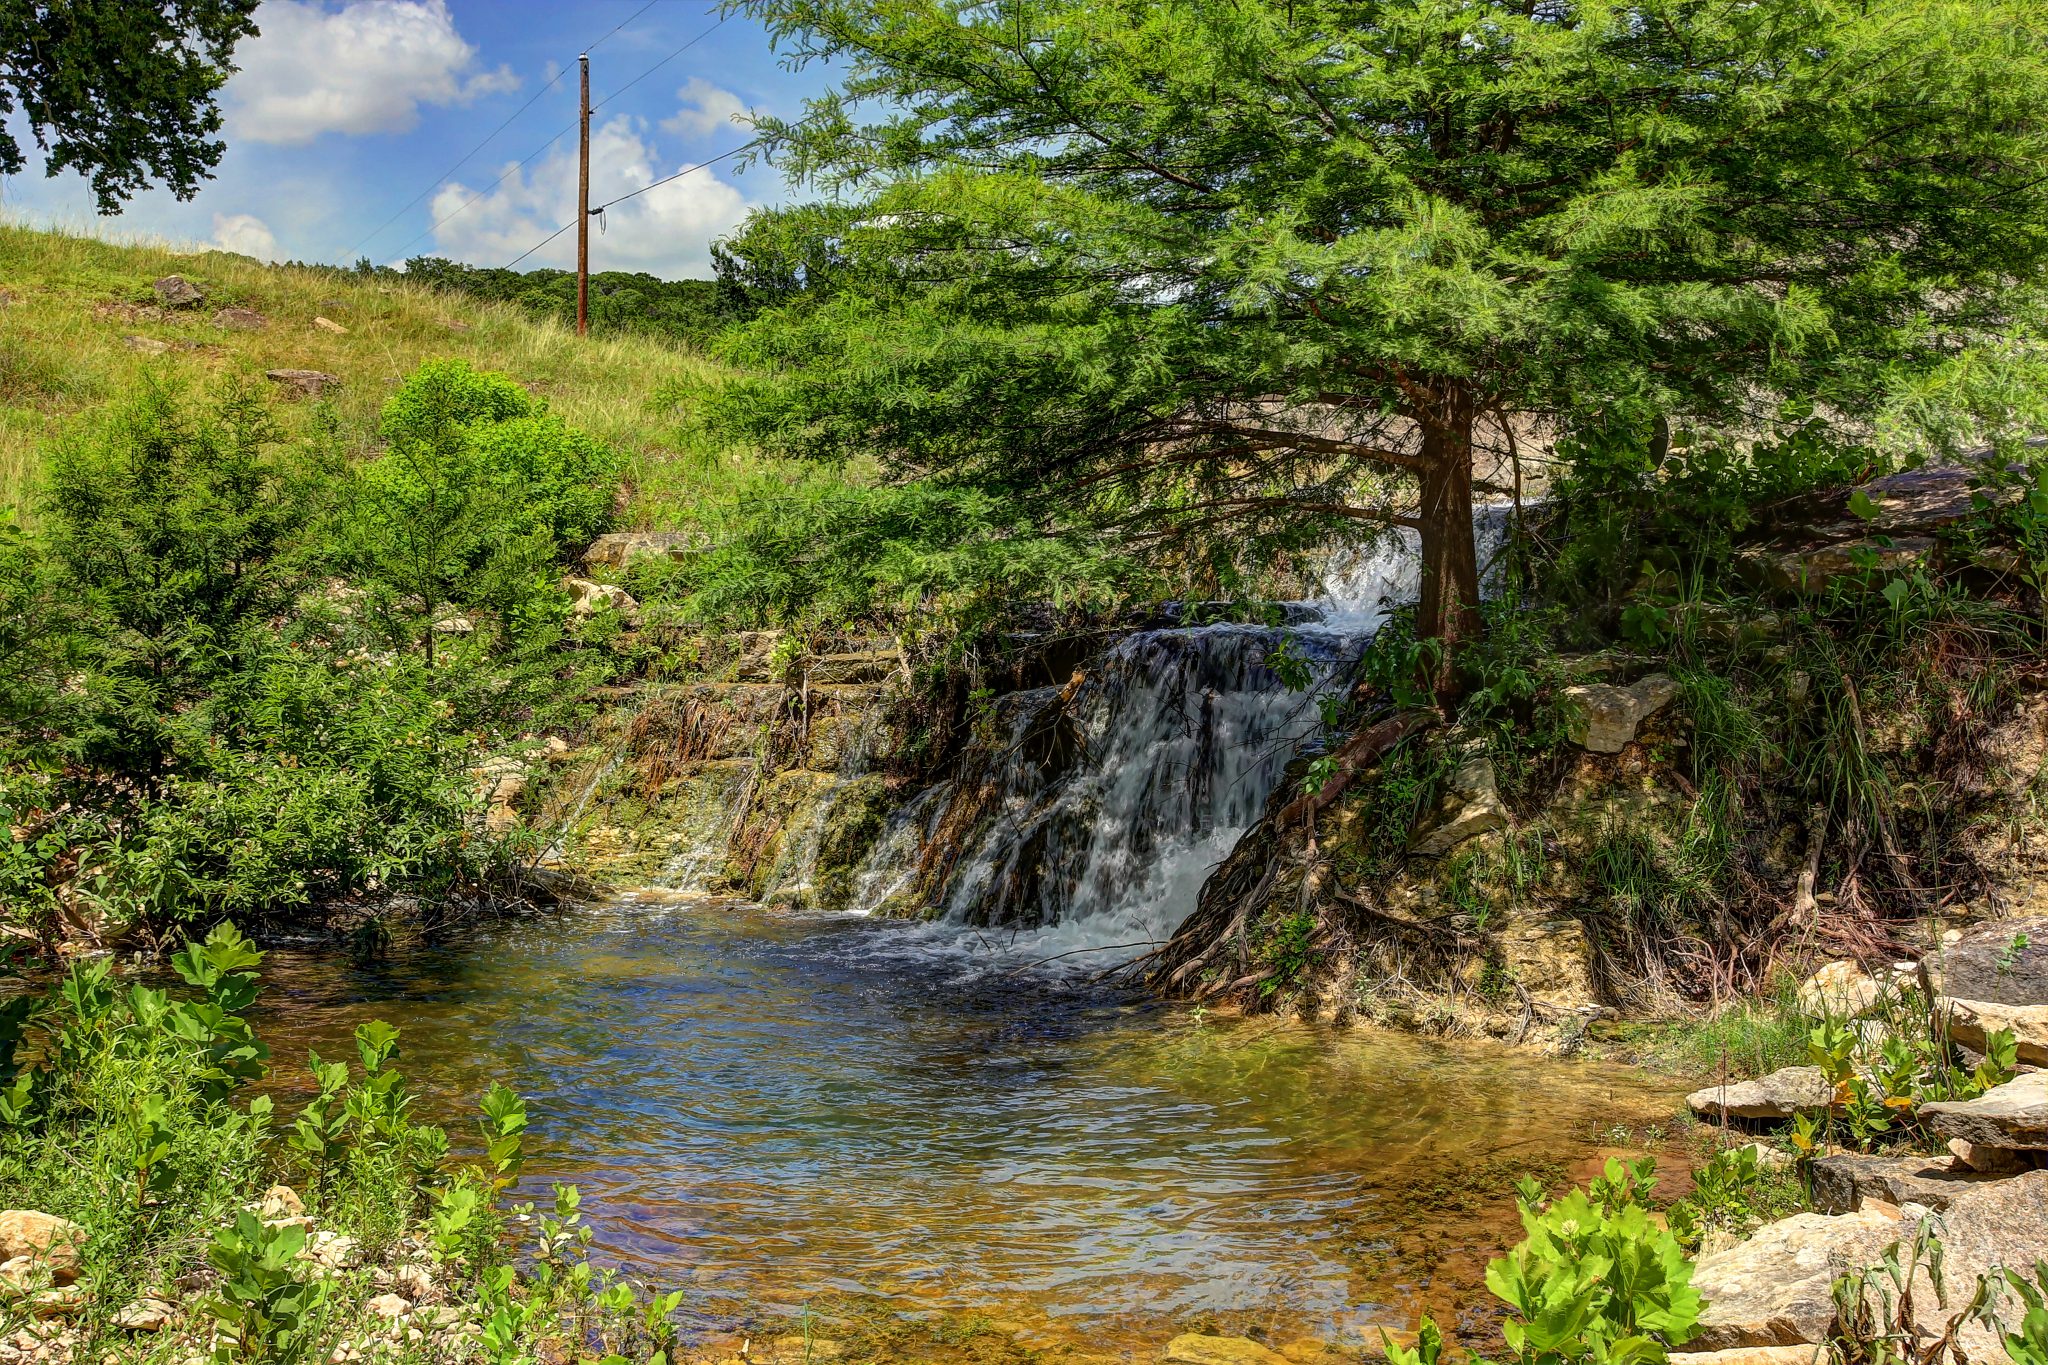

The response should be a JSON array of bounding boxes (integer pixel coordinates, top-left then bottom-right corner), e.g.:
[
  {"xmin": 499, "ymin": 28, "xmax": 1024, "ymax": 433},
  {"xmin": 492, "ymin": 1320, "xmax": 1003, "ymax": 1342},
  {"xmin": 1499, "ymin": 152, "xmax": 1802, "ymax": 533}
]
[
  {"xmin": 152, "ymin": 276, "xmax": 204, "ymax": 309},
  {"xmin": 1162, "ymin": 1337, "xmax": 1291, "ymax": 1365},
  {"xmin": 303, "ymin": 1232, "xmax": 359, "ymax": 1270},
  {"xmin": 1562, "ymin": 673, "xmax": 1679, "ymax": 754},
  {"xmin": 1687, "ymin": 1066, "xmax": 1835, "ymax": 1122},
  {"xmin": 264, "ymin": 369, "xmax": 341, "ymax": 399},
  {"xmin": 29, "ymin": 1286, "xmax": 85, "ymax": 1320},
  {"xmin": 364, "ymin": 1295, "xmax": 410, "ymax": 1321},
  {"xmin": 561, "ymin": 577, "xmax": 639, "ymax": 619},
  {"xmin": 430, "ymin": 615, "xmax": 473, "ymax": 634},
  {"xmin": 113, "ymin": 1299, "xmax": 175, "ymax": 1332},
  {"xmin": 123, "ymin": 335, "xmax": 171, "ymax": 355},
  {"xmin": 212, "ymin": 308, "xmax": 267, "ymax": 331},
  {"xmin": 313, "ymin": 317, "xmax": 349, "ymax": 334}
]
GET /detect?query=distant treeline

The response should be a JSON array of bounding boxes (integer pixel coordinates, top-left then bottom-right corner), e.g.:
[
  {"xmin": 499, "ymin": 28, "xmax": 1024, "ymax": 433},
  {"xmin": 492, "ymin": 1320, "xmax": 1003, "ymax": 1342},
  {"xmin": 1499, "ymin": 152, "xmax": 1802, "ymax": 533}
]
[{"xmin": 354, "ymin": 256, "xmax": 741, "ymax": 347}]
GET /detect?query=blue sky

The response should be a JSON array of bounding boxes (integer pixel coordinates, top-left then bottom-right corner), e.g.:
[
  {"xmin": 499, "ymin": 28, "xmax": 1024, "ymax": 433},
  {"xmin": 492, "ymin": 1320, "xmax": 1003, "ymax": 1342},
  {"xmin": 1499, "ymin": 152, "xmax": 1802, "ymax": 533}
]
[{"xmin": 0, "ymin": 1, "xmax": 835, "ymax": 277}]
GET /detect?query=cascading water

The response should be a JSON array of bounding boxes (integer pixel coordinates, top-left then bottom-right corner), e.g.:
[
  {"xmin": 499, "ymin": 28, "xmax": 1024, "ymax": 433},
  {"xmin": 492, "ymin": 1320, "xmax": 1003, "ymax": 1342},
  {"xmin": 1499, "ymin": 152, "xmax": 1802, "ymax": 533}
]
[{"xmin": 847, "ymin": 523, "xmax": 1481, "ymax": 965}]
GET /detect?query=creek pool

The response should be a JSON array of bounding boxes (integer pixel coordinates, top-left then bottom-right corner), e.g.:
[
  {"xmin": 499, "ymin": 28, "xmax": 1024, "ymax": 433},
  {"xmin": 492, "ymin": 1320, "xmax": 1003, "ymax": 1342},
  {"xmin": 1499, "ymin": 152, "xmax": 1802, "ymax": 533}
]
[{"xmin": 255, "ymin": 893, "xmax": 1681, "ymax": 1354}]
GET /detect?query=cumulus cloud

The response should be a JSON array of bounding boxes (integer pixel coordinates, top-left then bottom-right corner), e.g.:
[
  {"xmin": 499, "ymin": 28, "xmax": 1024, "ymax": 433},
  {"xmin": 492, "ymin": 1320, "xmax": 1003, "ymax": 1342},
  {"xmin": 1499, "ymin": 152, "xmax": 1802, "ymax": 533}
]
[
  {"xmin": 227, "ymin": 0, "xmax": 518, "ymax": 146},
  {"xmin": 209, "ymin": 212, "xmax": 283, "ymax": 261},
  {"xmin": 661, "ymin": 78, "xmax": 750, "ymax": 141},
  {"xmin": 426, "ymin": 116, "xmax": 753, "ymax": 277}
]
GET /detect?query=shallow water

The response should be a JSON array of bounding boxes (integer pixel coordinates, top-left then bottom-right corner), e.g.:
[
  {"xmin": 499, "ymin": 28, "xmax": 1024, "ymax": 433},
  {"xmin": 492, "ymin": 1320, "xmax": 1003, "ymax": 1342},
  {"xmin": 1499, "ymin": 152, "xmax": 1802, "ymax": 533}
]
[{"xmin": 255, "ymin": 894, "xmax": 1680, "ymax": 1353}]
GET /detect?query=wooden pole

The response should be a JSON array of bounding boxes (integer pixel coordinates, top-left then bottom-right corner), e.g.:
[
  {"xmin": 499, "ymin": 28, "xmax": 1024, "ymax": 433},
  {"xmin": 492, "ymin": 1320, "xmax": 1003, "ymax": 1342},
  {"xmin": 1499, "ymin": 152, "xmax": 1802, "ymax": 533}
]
[{"xmin": 577, "ymin": 52, "xmax": 591, "ymax": 336}]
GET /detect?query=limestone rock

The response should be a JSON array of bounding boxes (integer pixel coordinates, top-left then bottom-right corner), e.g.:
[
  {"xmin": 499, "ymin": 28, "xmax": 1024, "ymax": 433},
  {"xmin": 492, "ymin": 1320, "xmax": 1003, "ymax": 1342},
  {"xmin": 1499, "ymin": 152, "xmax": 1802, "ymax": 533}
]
[
  {"xmin": 0, "ymin": 1213, "xmax": 84, "ymax": 1283},
  {"xmin": 27, "ymin": 1286, "xmax": 83, "ymax": 1319},
  {"xmin": 1502, "ymin": 919, "xmax": 1599, "ymax": 1013},
  {"xmin": 1740, "ymin": 538, "xmax": 1934, "ymax": 596},
  {"xmin": 1687, "ymin": 1066, "xmax": 1834, "ymax": 1122},
  {"xmin": 1922, "ymin": 1071, "xmax": 2048, "ymax": 1149},
  {"xmin": 113, "ymin": 1298, "xmax": 175, "ymax": 1332},
  {"xmin": 313, "ymin": 316, "xmax": 348, "ymax": 334},
  {"xmin": 254, "ymin": 1185, "xmax": 304, "ymax": 1219},
  {"xmin": 581, "ymin": 531, "xmax": 706, "ymax": 572},
  {"xmin": 1946, "ymin": 1138, "xmax": 2034, "ymax": 1174},
  {"xmin": 123, "ymin": 334, "xmax": 170, "ymax": 355},
  {"xmin": 1162, "ymin": 1336, "xmax": 1291, "ymax": 1365},
  {"xmin": 1797, "ymin": 960, "xmax": 1880, "ymax": 1018},
  {"xmin": 1687, "ymin": 1203, "xmax": 1908, "ymax": 1350},
  {"xmin": 430, "ymin": 615, "xmax": 473, "ymax": 634},
  {"xmin": 1928, "ymin": 915, "xmax": 2046, "ymax": 1003},
  {"xmin": 1942, "ymin": 996, "xmax": 2048, "ymax": 1067},
  {"xmin": 303, "ymin": 1231, "xmax": 359, "ymax": 1270},
  {"xmin": 1410, "ymin": 756, "xmax": 1510, "ymax": 856},
  {"xmin": 365, "ymin": 1294, "xmax": 410, "ymax": 1320},
  {"xmin": 212, "ymin": 307, "xmax": 267, "ymax": 331},
  {"xmin": 1885, "ymin": 1169, "xmax": 2048, "ymax": 1362},
  {"xmin": 1669, "ymin": 1349, "xmax": 1821, "ymax": 1365},
  {"xmin": 1562, "ymin": 673, "xmax": 1678, "ymax": 754},
  {"xmin": 1807, "ymin": 1152, "xmax": 2003, "ymax": 1214},
  {"xmin": 265, "ymin": 369, "xmax": 341, "ymax": 399},
  {"xmin": 152, "ymin": 275, "xmax": 204, "ymax": 309},
  {"xmin": 562, "ymin": 577, "xmax": 638, "ymax": 620}
]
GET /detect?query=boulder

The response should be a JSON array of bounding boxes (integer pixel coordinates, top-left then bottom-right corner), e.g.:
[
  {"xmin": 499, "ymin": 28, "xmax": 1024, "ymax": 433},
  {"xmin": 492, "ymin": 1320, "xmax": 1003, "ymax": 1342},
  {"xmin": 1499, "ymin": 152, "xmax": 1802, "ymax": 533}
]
[
  {"xmin": 562, "ymin": 578, "xmax": 639, "ymax": 619},
  {"xmin": 1946, "ymin": 1138, "xmax": 2036, "ymax": 1174},
  {"xmin": 152, "ymin": 275, "xmax": 204, "ymax": 309},
  {"xmin": 1797, "ymin": 960, "xmax": 1880, "ymax": 1018},
  {"xmin": 805, "ymin": 651, "xmax": 901, "ymax": 686},
  {"xmin": 1807, "ymin": 1152, "xmax": 2004, "ymax": 1214},
  {"xmin": 1669, "ymin": 1350, "xmax": 1821, "ymax": 1365},
  {"xmin": 1740, "ymin": 538, "xmax": 1934, "ymax": 596},
  {"xmin": 1884, "ymin": 1169, "xmax": 2048, "ymax": 1363},
  {"xmin": 1922, "ymin": 1071, "xmax": 2048, "ymax": 1149},
  {"xmin": 1686, "ymin": 1203, "xmax": 1908, "ymax": 1350},
  {"xmin": 1562, "ymin": 673, "xmax": 1678, "ymax": 754},
  {"xmin": 313, "ymin": 316, "xmax": 349, "ymax": 334},
  {"xmin": 0, "ymin": 1213, "xmax": 84, "ymax": 1284},
  {"xmin": 264, "ymin": 368, "xmax": 341, "ymax": 398},
  {"xmin": 1411, "ymin": 755, "xmax": 1511, "ymax": 856},
  {"xmin": 1687, "ymin": 1066, "xmax": 1834, "ymax": 1122},
  {"xmin": 1163, "ymin": 1337, "xmax": 1291, "ymax": 1365},
  {"xmin": 1928, "ymin": 915, "xmax": 2046, "ymax": 1003},
  {"xmin": 212, "ymin": 307, "xmax": 267, "ymax": 331},
  {"xmin": 1942, "ymin": 996, "xmax": 2048, "ymax": 1068},
  {"xmin": 581, "ymin": 530, "xmax": 705, "ymax": 572}
]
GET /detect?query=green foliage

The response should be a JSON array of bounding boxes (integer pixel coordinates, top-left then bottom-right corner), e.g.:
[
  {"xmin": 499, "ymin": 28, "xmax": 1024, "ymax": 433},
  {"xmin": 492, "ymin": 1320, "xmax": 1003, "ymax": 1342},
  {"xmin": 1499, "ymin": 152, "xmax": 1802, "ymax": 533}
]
[
  {"xmin": 1667, "ymin": 1145, "xmax": 1804, "ymax": 1254},
  {"xmin": 1405, "ymin": 1159, "xmax": 1703, "ymax": 1365},
  {"xmin": 388, "ymin": 256, "xmax": 739, "ymax": 347},
  {"xmin": 205, "ymin": 1211, "xmax": 331, "ymax": 1364},
  {"xmin": 1994, "ymin": 1261, "xmax": 2048, "ymax": 1365},
  {"xmin": 0, "ymin": 1, "xmax": 259, "ymax": 211}
]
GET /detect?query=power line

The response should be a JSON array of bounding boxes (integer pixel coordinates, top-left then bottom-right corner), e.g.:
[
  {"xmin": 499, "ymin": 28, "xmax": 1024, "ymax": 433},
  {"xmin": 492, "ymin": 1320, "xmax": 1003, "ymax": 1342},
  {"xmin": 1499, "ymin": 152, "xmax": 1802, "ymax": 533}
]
[
  {"xmin": 592, "ymin": 12, "xmax": 727, "ymax": 113},
  {"xmin": 344, "ymin": 68, "xmax": 569, "ymax": 260},
  {"xmin": 498, "ymin": 134, "xmax": 766, "ymax": 271},
  {"xmin": 344, "ymin": 0, "xmax": 663, "ymax": 261}
]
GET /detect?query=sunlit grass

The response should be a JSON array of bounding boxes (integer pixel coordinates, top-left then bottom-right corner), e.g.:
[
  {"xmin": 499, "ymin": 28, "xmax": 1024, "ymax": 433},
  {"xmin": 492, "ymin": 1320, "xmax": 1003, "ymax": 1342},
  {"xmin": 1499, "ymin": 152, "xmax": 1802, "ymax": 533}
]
[{"xmin": 0, "ymin": 220, "xmax": 762, "ymax": 526}]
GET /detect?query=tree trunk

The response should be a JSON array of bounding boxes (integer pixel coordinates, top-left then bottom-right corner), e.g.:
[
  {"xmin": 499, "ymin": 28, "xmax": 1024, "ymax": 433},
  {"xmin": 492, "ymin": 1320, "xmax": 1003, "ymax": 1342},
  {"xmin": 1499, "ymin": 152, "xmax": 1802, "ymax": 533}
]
[{"xmin": 1415, "ymin": 388, "xmax": 1482, "ymax": 704}]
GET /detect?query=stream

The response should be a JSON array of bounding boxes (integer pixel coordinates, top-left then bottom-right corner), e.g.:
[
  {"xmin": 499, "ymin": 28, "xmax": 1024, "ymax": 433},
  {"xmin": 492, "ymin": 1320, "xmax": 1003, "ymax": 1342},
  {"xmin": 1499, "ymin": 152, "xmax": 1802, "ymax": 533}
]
[{"xmin": 256, "ymin": 892, "xmax": 1681, "ymax": 1355}]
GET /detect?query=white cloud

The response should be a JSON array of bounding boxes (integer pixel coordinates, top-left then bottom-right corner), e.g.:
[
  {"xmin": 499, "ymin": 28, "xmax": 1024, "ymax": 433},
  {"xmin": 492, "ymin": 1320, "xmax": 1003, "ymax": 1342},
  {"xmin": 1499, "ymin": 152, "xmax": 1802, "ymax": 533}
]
[
  {"xmin": 425, "ymin": 116, "xmax": 753, "ymax": 277},
  {"xmin": 210, "ymin": 212, "xmax": 283, "ymax": 261},
  {"xmin": 661, "ymin": 78, "xmax": 750, "ymax": 141},
  {"xmin": 227, "ymin": 0, "xmax": 518, "ymax": 146}
]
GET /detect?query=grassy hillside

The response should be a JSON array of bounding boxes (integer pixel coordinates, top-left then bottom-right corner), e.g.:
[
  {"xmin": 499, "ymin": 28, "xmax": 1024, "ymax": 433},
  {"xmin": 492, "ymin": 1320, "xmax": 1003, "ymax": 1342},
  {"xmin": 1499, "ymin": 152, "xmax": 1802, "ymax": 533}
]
[{"xmin": 0, "ymin": 223, "xmax": 732, "ymax": 522}]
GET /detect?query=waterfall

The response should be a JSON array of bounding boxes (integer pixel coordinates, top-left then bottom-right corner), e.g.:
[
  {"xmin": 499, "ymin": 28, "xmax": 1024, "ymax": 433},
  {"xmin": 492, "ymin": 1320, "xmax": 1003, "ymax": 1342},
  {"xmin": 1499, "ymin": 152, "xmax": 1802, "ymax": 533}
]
[{"xmin": 847, "ymin": 522, "xmax": 1472, "ymax": 964}]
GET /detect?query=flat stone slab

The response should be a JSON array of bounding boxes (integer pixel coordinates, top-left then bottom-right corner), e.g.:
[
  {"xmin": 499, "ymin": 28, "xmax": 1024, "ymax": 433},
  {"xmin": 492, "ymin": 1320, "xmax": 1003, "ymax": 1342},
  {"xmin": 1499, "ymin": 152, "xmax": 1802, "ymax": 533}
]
[
  {"xmin": 1807, "ymin": 1152, "xmax": 2005, "ymax": 1214},
  {"xmin": 1923, "ymin": 1071, "xmax": 2048, "ymax": 1149},
  {"xmin": 1689, "ymin": 1204, "xmax": 1908, "ymax": 1350},
  {"xmin": 1942, "ymin": 995, "xmax": 2048, "ymax": 1067},
  {"xmin": 1163, "ymin": 1337, "xmax": 1290, "ymax": 1365},
  {"xmin": 1563, "ymin": 673, "xmax": 1678, "ymax": 754},
  {"xmin": 1688, "ymin": 1066, "xmax": 1834, "ymax": 1122}
]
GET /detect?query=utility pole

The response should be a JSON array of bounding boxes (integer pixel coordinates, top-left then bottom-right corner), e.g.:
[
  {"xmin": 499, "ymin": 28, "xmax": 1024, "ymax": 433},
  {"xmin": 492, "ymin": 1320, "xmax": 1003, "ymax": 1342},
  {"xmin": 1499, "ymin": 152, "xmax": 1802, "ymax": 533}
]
[{"xmin": 577, "ymin": 51, "xmax": 591, "ymax": 336}]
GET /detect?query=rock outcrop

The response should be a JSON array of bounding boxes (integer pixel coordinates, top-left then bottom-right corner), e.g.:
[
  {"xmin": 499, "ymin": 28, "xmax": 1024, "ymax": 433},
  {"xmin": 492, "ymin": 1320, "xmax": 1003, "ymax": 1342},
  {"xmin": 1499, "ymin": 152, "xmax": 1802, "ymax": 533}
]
[
  {"xmin": 265, "ymin": 368, "xmax": 341, "ymax": 399},
  {"xmin": 1410, "ymin": 756, "xmax": 1510, "ymax": 856},
  {"xmin": 152, "ymin": 275, "xmax": 204, "ymax": 309},
  {"xmin": 1687, "ymin": 1067, "xmax": 1834, "ymax": 1122},
  {"xmin": 1922, "ymin": 1072, "xmax": 2048, "ymax": 1150},
  {"xmin": 1562, "ymin": 673, "xmax": 1678, "ymax": 754},
  {"xmin": 1685, "ymin": 1203, "xmax": 1908, "ymax": 1350}
]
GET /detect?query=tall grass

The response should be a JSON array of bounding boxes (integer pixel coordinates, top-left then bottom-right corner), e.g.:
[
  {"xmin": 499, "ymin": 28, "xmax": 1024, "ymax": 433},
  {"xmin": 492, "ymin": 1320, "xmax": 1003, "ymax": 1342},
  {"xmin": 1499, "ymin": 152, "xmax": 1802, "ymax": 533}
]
[{"xmin": 0, "ymin": 221, "xmax": 760, "ymax": 525}]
